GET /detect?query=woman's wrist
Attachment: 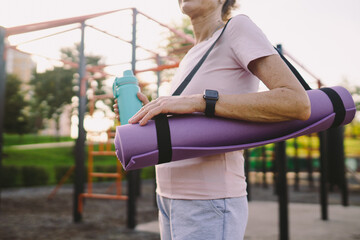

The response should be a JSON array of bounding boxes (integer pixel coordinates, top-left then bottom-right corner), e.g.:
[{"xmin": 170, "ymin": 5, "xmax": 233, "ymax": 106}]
[{"xmin": 189, "ymin": 94, "xmax": 206, "ymax": 113}]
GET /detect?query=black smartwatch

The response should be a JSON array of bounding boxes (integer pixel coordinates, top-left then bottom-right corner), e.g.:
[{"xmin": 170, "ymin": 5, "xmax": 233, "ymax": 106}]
[{"xmin": 203, "ymin": 89, "xmax": 219, "ymax": 117}]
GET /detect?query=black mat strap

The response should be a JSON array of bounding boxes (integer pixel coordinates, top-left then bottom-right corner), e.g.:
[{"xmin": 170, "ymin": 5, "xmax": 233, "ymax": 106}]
[
  {"xmin": 320, "ymin": 88, "xmax": 346, "ymax": 128},
  {"xmin": 154, "ymin": 114, "xmax": 172, "ymax": 164}
]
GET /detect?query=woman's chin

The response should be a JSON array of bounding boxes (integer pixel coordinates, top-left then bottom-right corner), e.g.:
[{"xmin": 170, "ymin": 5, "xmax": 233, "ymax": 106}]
[{"xmin": 181, "ymin": 2, "xmax": 197, "ymax": 15}]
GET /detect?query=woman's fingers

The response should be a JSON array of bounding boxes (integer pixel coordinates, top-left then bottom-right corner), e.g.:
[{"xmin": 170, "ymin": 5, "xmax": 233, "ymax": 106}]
[
  {"xmin": 128, "ymin": 107, "xmax": 146, "ymax": 124},
  {"xmin": 137, "ymin": 92, "xmax": 150, "ymax": 105},
  {"xmin": 128, "ymin": 95, "xmax": 202, "ymax": 126},
  {"xmin": 113, "ymin": 101, "xmax": 120, "ymax": 120},
  {"xmin": 114, "ymin": 92, "xmax": 150, "ymax": 123},
  {"xmin": 139, "ymin": 106, "xmax": 163, "ymax": 125},
  {"xmin": 129, "ymin": 102, "xmax": 159, "ymax": 124},
  {"xmin": 129, "ymin": 97, "xmax": 171, "ymax": 125}
]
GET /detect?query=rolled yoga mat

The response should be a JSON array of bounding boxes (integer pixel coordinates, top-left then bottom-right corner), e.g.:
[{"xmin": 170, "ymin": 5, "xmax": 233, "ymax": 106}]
[{"xmin": 114, "ymin": 86, "xmax": 356, "ymax": 171}]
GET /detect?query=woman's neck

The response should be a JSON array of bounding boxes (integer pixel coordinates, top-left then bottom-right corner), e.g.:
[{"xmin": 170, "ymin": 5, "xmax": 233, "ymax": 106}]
[{"xmin": 191, "ymin": 13, "xmax": 224, "ymax": 44}]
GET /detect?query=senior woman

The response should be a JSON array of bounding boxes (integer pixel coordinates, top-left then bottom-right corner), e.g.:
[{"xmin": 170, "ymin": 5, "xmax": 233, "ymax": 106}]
[{"xmin": 114, "ymin": 0, "xmax": 311, "ymax": 239}]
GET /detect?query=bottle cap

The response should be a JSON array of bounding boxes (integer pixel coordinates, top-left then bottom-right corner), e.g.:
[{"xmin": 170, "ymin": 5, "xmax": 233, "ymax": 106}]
[
  {"xmin": 113, "ymin": 70, "xmax": 138, "ymax": 97},
  {"xmin": 115, "ymin": 70, "xmax": 138, "ymax": 85}
]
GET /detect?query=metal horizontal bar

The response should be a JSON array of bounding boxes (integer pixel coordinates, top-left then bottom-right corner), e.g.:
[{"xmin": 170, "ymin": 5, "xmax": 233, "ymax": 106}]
[
  {"xmin": 80, "ymin": 193, "xmax": 128, "ymax": 200},
  {"xmin": 11, "ymin": 26, "xmax": 80, "ymax": 46},
  {"xmin": 135, "ymin": 62, "xmax": 179, "ymax": 74},
  {"xmin": 90, "ymin": 151, "xmax": 116, "ymax": 156},
  {"xmin": 90, "ymin": 172, "xmax": 120, "ymax": 178},
  {"xmin": 6, "ymin": 8, "xmax": 133, "ymax": 36}
]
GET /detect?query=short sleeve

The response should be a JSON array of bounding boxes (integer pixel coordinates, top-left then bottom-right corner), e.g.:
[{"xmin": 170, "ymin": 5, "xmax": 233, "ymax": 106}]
[{"xmin": 229, "ymin": 15, "xmax": 278, "ymax": 72}]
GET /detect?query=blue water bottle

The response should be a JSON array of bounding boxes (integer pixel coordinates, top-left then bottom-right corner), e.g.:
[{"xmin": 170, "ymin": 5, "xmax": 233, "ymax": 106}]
[{"xmin": 113, "ymin": 70, "xmax": 143, "ymax": 125}]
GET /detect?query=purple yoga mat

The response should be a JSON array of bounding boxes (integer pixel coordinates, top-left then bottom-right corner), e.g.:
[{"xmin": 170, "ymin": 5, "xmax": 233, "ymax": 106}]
[{"xmin": 115, "ymin": 86, "xmax": 356, "ymax": 171}]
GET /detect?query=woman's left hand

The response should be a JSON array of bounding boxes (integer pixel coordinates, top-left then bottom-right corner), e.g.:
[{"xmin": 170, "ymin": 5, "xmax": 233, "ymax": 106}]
[{"xmin": 128, "ymin": 94, "xmax": 204, "ymax": 126}]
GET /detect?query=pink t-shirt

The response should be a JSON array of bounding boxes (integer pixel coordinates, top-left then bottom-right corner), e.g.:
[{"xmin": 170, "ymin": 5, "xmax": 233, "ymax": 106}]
[{"xmin": 156, "ymin": 14, "xmax": 277, "ymax": 200}]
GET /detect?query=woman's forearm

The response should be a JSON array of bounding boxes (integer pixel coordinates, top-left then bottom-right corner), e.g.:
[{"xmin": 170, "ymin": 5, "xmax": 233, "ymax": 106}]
[
  {"xmin": 128, "ymin": 55, "xmax": 311, "ymax": 126},
  {"xmin": 215, "ymin": 88, "xmax": 311, "ymax": 122},
  {"xmin": 194, "ymin": 86, "xmax": 311, "ymax": 123}
]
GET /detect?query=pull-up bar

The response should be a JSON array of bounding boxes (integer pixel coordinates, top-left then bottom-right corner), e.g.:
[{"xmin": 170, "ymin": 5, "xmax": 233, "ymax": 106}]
[
  {"xmin": 5, "ymin": 8, "xmax": 132, "ymax": 36},
  {"xmin": 86, "ymin": 24, "xmax": 159, "ymax": 56}
]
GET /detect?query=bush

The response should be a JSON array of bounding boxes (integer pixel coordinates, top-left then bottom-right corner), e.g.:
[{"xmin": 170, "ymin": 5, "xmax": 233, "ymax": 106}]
[
  {"xmin": 141, "ymin": 166, "xmax": 155, "ymax": 179},
  {"xmin": 1, "ymin": 165, "xmax": 22, "ymax": 188},
  {"xmin": 22, "ymin": 166, "xmax": 49, "ymax": 186}
]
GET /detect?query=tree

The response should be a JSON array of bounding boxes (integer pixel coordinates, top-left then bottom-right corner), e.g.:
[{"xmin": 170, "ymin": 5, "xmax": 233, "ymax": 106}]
[
  {"xmin": 29, "ymin": 43, "xmax": 107, "ymax": 137},
  {"xmin": 4, "ymin": 74, "xmax": 29, "ymax": 134},
  {"xmin": 351, "ymin": 85, "xmax": 360, "ymax": 111},
  {"xmin": 61, "ymin": 43, "xmax": 106, "ymax": 95},
  {"xmin": 162, "ymin": 17, "xmax": 194, "ymax": 62},
  {"xmin": 148, "ymin": 17, "xmax": 194, "ymax": 96},
  {"xmin": 31, "ymin": 67, "xmax": 76, "ymax": 136}
]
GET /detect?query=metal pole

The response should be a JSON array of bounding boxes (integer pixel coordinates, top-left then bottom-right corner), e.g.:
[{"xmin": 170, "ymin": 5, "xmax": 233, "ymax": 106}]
[
  {"xmin": 154, "ymin": 54, "xmax": 162, "ymax": 206},
  {"xmin": 327, "ymin": 126, "xmax": 348, "ymax": 206},
  {"xmin": 293, "ymin": 138, "xmax": 299, "ymax": 191},
  {"xmin": 156, "ymin": 54, "xmax": 161, "ymax": 98},
  {"xmin": 73, "ymin": 21, "xmax": 86, "ymax": 223},
  {"xmin": 244, "ymin": 149, "xmax": 251, "ymax": 201},
  {"xmin": 307, "ymin": 135, "xmax": 314, "ymax": 189},
  {"xmin": 276, "ymin": 141, "xmax": 289, "ymax": 240},
  {"xmin": 131, "ymin": 9, "xmax": 141, "ymax": 203},
  {"xmin": 131, "ymin": 8, "xmax": 137, "ymax": 77},
  {"xmin": 276, "ymin": 43, "xmax": 289, "ymax": 240},
  {"xmin": 338, "ymin": 127, "xmax": 349, "ymax": 207},
  {"xmin": 273, "ymin": 144, "xmax": 278, "ymax": 195},
  {"xmin": 319, "ymin": 131, "xmax": 328, "ymax": 220},
  {"xmin": 0, "ymin": 27, "xmax": 7, "ymax": 210},
  {"xmin": 127, "ymin": 8, "xmax": 138, "ymax": 229},
  {"xmin": 262, "ymin": 146, "xmax": 268, "ymax": 188}
]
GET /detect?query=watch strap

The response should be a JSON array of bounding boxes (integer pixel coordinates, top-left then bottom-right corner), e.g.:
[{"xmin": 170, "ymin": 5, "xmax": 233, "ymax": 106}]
[{"xmin": 205, "ymin": 98, "xmax": 217, "ymax": 117}]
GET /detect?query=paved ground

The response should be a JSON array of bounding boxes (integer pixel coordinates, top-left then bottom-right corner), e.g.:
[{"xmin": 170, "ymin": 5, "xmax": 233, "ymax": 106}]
[
  {"xmin": 137, "ymin": 201, "xmax": 360, "ymax": 240},
  {"xmin": 1, "ymin": 178, "xmax": 360, "ymax": 240}
]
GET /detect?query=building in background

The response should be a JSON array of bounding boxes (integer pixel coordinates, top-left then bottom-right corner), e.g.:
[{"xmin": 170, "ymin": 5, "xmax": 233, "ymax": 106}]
[
  {"xmin": 5, "ymin": 47, "xmax": 71, "ymax": 136},
  {"xmin": 6, "ymin": 48, "xmax": 36, "ymax": 85}
]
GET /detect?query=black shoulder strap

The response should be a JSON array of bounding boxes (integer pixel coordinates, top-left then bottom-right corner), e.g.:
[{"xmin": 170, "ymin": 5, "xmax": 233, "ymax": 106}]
[
  {"xmin": 154, "ymin": 19, "xmax": 232, "ymax": 165},
  {"xmin": 274, "ymin": 45, "xmax": 312, "ymax": 91},
  {"xmin": 172, "ymin": 18, "xmax": 232, "ymax": 96}
]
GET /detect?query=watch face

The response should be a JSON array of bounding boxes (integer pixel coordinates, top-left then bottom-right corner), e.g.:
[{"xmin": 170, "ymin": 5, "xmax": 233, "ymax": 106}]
[{"xmin": 205, "ymin": 89, "xmax": 219, "ymax": 100}]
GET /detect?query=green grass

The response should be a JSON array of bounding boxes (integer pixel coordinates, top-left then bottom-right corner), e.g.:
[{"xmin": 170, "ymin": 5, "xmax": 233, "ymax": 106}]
[
  {"xmin": 3, "ymin": 146, "xmax": 119, "ymax": 185},
  {"xmin": 3, "ymin": 134, "xmax": 72, "ymax": 146},
  {"xmin": 2, "ymin": 145, "xmax": 155, "ymax": 186}
]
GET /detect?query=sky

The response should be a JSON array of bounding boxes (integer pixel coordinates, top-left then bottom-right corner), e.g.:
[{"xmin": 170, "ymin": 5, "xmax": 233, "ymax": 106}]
[{"xmin": 1, "ymin": 0, "xmax": 360, "ymax": 90}]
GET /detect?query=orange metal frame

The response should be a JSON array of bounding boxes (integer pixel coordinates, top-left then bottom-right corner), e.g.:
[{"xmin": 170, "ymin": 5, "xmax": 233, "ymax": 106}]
[{"xmin": 77, "ymin": 94, "xmax": 128, "ymax": 213}]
